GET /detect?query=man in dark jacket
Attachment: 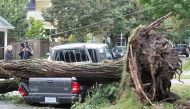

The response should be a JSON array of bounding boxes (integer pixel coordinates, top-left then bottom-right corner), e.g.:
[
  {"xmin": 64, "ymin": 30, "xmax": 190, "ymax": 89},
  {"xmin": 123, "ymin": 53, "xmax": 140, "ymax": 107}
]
[
  {"xmin": 19, "ymin": 42, "xmax": 33, "ymax": 60},
  {"xmin": 5, "ymin": 45, "xmax": 13, "ymax": 61}
]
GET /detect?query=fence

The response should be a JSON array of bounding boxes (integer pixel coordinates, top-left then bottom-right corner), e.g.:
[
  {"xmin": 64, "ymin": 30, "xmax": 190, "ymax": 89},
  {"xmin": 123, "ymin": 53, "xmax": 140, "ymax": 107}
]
[
  {"xmin": 0, "ymin": 38, "xmax": 65, "ymax": 60},
  {"xmin": 0, "ymin": 39, "xmax": 63, "ymax": 60},
  {"xmin": 10, "ymin": 39, "xmax": 49, "ymax": 59}
]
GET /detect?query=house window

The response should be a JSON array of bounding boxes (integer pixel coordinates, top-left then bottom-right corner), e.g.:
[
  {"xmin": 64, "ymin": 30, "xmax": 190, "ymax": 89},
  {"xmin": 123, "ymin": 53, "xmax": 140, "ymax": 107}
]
[
  {"xmin": 45, "ymin": 29, "xmax": 56, "ymax": 36},
  {"xmin": 117, "ymin": 37, "xmax": 126, "ymax": 46},
  {"xmin": 27, "ymin": 0, "xmax": 36, "ymax": 11}
]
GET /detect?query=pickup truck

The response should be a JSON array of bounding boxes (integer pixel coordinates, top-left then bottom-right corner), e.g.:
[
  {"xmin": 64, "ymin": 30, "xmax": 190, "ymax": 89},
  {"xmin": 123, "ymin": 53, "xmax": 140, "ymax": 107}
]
[{"xmin": 18, "ymin": 43, "xmax": 113, "ymax": 105}]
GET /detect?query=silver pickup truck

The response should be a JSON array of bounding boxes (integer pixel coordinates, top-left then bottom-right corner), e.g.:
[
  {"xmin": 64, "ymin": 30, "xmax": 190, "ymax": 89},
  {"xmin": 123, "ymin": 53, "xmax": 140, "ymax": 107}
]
[{"xmin": 18, "ymin": 43, "xmax": 113, "ymax": 105}]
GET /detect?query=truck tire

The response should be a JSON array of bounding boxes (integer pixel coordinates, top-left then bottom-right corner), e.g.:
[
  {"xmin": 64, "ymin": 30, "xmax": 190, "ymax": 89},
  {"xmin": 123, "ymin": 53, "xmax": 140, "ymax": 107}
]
[{"xmin": 79, "ymin": 94, "xmax": 85, "ymax": 102}]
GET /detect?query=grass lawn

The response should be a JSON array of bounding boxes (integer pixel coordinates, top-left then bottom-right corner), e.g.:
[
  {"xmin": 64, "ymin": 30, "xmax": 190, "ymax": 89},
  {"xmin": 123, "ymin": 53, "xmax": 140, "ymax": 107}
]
[
  {"xmin": 170, "ymin": 84, "xmax": 190, "ymax": 109},
  {"xmin": 179, "ymin": 75, "xmax": 190, "ymax": 79},
  {"xmin": 182, "ymin": 59, "xmax": 190, "ymax": 71},
  {"xmin": 171, "ymin": 84, "xmax": 190, "ymax": 99},
  {"xmin": 175, "ymin": 59, "xmax": 190, "ymax": 79}
]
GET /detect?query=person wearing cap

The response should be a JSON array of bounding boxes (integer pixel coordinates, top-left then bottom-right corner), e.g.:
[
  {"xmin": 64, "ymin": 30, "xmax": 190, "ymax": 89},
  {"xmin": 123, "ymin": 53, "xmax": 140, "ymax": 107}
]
[
  {"xmin": 5, "ymin": 45, "xmax": 13, "ymax": 61},
  {"xmin": 19, "ymin": 42, "xmax": 33, "ymax": 60}
]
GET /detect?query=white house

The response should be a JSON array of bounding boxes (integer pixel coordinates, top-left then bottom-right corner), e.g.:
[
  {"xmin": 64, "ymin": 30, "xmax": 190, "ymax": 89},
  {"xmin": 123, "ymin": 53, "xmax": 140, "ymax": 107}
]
[{"xmin": 0, "ymin": 16, "xmax": 14, "ymax": 59}]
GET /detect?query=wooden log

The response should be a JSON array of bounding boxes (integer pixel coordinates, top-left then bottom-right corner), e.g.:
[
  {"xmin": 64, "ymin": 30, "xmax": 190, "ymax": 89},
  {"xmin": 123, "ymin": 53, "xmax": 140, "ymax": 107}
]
[
  {"xmin": 0, "ymin": 71, "xmax": 10, "ymax": 79},
  {"xmin": 0, "ymin": 59, "xmax": 122, "ymax": 84},
  {"xmin": 0, "ymin": 79, "xmax": 18, "ymax": 93}
]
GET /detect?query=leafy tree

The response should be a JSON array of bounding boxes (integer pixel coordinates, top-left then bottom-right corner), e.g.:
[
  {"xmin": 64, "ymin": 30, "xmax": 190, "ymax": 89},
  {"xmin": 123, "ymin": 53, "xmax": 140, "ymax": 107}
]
[
  {"xmin": 139, "ymin": 0, "xmax": 190, "ymax": 43},
  {"xmin": 26, "ymin": 17, "xmax": 46, "ymax": 39},
  {"xmin": 0, "ymin": 0, "xmax": 28, "ymax": 40},
  {"xmin": 43, "ymin": 0, "xmax": 140, "ymax": 45}
]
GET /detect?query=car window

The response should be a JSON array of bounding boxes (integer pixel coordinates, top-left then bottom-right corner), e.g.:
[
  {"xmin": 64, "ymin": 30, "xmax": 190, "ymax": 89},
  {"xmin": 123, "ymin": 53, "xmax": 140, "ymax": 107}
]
[
  {"xmin": 88, "ymin": 49, "xmax": 98, "ymax": 63},
  {"xmin": 54, "ymin": 49, "xmax": 89, "ymax": 62},
  {"xmin": 100, "ymin": 47, "xmax": 113, "ymax": 60},
  {"xmin": 176, "ymin": 45, "xmax": 187, "ymax": 49},
  {"xmin": 105, "ymin": 47, "xmax": 112, "ymax": 59}
]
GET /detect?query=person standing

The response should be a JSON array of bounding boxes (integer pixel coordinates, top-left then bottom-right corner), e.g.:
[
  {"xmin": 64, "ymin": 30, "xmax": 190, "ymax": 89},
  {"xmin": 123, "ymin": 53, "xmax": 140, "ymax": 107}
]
[
  {"xmin": 19, "ymin": 42, "xmax": 33, "ymax": 60},
  {"xmin": 5, "ymin": 45, "xmax": 13, "ymax": 61}
]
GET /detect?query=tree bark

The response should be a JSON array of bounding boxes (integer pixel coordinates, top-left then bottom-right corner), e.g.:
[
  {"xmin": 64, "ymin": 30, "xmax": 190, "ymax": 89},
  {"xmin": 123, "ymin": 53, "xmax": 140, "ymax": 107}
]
[
  {"xmin": 0, "ymin": 71, "xmax": 10, "ymax": 79},
  {"xmin": 0, "ymin": 59, "xmax": 122, "ymax": 84},
  {"xmin": 0, "ymin": 79, "xmax": 18, "ymax": 93}
]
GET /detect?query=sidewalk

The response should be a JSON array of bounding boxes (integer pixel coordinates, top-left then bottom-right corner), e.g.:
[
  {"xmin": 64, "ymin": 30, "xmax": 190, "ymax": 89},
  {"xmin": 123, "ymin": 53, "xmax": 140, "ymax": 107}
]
[{"xmin": 171, "ymin": 79, "xmax": 190, "ymax": 85}]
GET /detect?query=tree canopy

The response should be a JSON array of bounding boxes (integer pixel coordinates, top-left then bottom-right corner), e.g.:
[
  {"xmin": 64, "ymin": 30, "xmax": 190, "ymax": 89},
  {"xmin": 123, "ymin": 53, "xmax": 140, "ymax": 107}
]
[
  {"xmin": 43, "ymin": 0, "xmax": 139, "ymax": 43},
  {"xmin": 0, "ymin": 0, "xmax": 28, "ymax": 40},
  {"xmin": 26, "ymin": 17, "xmax": 46, "ymax": 39},
  {"xmin": 140, "ymin": 0, "xmax": 190, "ymax": 43}
]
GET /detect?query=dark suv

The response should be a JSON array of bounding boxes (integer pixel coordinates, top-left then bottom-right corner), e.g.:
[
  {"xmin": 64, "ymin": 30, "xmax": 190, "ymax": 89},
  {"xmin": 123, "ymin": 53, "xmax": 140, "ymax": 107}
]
[{"xmin": 175, "ymin": 44, "xmax": 190, "ymax": 57}]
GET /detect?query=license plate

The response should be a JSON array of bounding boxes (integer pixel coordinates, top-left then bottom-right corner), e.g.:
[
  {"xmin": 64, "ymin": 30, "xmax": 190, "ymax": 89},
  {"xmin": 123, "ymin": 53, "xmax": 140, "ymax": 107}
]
[{"xmin": 45, "ymin": 97, "xmax": 56, "ymax": 103}]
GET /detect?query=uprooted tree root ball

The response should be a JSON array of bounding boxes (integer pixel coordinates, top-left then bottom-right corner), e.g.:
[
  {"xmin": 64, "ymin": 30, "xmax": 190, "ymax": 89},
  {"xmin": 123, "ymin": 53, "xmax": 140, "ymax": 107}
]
[{"xmin": 126, "ymin": 12, "xmax": 182, "ymax": 103}]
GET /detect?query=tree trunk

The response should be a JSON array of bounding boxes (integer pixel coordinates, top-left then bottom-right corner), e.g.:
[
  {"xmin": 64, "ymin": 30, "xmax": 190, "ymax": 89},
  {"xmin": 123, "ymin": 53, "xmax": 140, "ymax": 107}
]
[
  {"xmin": 0, "ymin": 71, "xmax": 10, "ymax": 79},
  {"xmin": 0, "ymin": 59, "xmax": 122, "ymax": 84},
  {"xmin": 0, "ymin": 79, "xmax": 18, "ymax": 93}
]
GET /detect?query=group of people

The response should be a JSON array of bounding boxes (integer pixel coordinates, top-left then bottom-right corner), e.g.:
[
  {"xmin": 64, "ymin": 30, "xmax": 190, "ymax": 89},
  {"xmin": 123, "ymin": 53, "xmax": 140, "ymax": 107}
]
[{"xmin": 5, "ymin": 42, "xmax": 33, "ymax": 61}]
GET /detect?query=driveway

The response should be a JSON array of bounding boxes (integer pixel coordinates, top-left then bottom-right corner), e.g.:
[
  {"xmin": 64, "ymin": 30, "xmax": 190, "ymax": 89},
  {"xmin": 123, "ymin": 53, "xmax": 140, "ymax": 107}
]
[
  {"xmin": 0, "ymin": 101, "xmax": 70, "ymax": 109},
  {"xmin": 0, "ymin": 101, "xmax": 38, "ymax": 109},
  {"xmin": 0, "ymin": 91, "xmax": 70, "ymax": 109}
]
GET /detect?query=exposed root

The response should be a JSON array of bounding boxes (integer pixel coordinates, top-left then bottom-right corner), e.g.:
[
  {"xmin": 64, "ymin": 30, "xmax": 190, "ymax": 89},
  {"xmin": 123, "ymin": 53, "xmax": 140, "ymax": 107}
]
[{"xmin": 126, "ymin": 12, "xmax": 182, "ymax": 103}]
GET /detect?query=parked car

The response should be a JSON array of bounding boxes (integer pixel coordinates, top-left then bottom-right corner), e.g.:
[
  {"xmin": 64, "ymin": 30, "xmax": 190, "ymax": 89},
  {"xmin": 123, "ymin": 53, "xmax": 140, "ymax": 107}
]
[
  {"xmin": 174, "ymin": 44, "xmax": 190, "ymax": 57},
  {"xmin": 18, "ymin": 43, "xmax": 114, "ymax": 105},
  {"xmin": 112, "ymin": 46, "xmax": 126, "ymax": 58}
]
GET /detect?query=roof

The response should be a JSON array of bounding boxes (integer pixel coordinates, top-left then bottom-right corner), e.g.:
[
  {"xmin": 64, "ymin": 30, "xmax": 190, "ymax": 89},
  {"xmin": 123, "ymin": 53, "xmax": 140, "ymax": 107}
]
[
  {"xmin": 0, "ymin": 16, "xmax": 14, "ymax": 29},
  {"xmin": 27, "ymin": 11, "xmax": 44, "ymax": 21},
  {"xmin": 52, "ymin": 43, "xmax": 108, "ymax": 50}
]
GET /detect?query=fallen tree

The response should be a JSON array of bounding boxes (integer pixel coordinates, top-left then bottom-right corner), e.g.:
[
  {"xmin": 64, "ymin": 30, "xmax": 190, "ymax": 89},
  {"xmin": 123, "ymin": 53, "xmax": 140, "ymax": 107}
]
[
  {"xmin": 0, "ymin": 59, "xmax": 122, "ymax": 84},
  {"xmin": 0, "ymin": 12, "xmax": 182, "ymax": 103},
  {"xmin": 0, "ymin": 79, "xmax": 18, "ymax": 93},
  {"xmin": 0, "ymin": 71, "xmax": 10, "ymax": 79}
]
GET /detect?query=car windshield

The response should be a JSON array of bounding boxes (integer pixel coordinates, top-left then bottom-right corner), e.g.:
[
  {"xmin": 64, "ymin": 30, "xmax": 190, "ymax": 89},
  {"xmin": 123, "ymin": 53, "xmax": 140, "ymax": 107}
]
[{"xmin": 176, "ymin": 45, "xmax": 187, "ymax": 49}]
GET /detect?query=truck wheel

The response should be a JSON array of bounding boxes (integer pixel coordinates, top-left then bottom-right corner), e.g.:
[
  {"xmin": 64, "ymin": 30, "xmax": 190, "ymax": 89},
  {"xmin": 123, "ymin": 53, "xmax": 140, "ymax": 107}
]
[{"xmin": 79, "ymin": 94, "xmax": 85, "ymax": 102}]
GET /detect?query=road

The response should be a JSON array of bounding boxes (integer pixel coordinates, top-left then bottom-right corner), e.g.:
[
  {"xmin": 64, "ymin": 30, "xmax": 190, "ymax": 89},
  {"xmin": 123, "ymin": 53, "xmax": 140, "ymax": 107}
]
[
  {"xmin": 0, "ymin": 101, "xmax": 70, "ymax": 109},
  {"xmin": 171, "ymin": 79, "xmax": 190, "ymax": 85},
  {"xmin": 0, "ymin": 101, "xmax": 39, "ymax": 109}
]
